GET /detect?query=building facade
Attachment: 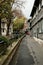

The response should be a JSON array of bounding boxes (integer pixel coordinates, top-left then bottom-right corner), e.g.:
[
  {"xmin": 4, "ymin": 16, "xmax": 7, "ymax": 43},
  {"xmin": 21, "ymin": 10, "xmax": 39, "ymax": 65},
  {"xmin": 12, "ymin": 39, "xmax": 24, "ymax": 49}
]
[
  {"xmin": 1, "ymin": 18, "xmax": 13, "ymax": 36},
  {"xmin": 1, "ymin": 18, "xmax": 7, "ymax": 36},
  {"xmin": 30, "ymin": 0, "xmax": 43, "ymax": 39}
]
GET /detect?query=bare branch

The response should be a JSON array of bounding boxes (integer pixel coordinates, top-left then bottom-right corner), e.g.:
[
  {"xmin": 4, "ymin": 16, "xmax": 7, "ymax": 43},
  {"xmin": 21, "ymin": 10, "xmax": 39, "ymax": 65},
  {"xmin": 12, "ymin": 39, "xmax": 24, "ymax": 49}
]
[
  {"xmin": 12, "ymin": 0, "xmax": 25, "ymax": 9},
  {"xmin": 14, "ymin": 2, "xmax": 25, "ymax": 8}
]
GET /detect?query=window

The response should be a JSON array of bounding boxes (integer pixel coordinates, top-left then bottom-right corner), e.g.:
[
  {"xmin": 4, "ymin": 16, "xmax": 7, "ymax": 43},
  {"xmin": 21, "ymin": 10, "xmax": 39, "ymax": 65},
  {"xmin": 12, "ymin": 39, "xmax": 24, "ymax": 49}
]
[
  {"xmin": 39, "ymin": 4, "xmax": 41, "ymax": 10},
  {"xmin": 9, "ymin": 28, "xmax": 11, "ymax": 32},
  {"xmin": 2, "ymin": 22, "xmax": 5, "ymax": 28},
  {"xmin": 42, "ymin": 20, "xmax": 43, "ymax": 32},
  {"xmin": 42, "ymin": 0, "xmax": 43, "ymax": 5},
  {"xmin": 38, "ymin": 20, "xmax": 43, "ymax": 33},
  {"xmin": 39, "ymin": 22, "xmax": 42, "ymax": 33},
  {"xmin": 3, "ymin": 28, "xmax": 4, "ymax": 32},
  {"xmin": 2, "ymin": 22, "xmax": 5, "ymax": 32},
  {"xmin": 40, "ymin": 0, "xmax": 42, "ymax": 6}
]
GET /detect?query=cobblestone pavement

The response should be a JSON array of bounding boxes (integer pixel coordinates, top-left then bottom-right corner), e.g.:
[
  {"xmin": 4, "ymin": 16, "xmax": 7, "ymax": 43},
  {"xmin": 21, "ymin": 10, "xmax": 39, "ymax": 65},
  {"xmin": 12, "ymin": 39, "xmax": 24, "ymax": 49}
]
[{"xmin": 9, "ymin": 35, "xmax": 43, "ymax": 65}]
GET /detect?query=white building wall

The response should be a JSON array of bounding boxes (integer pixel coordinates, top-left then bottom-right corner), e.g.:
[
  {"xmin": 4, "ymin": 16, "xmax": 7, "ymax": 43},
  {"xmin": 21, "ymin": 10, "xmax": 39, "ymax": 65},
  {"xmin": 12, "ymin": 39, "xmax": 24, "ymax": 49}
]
[
  {"xmin": 42, "ymin": 0, "xmax": 43, "ymax": 5},
  {"xmin": 9, "ymin": 24, "xmax": 13, "ymax": 35},
  {"xmin": 1, "ymin": 23, "xmax": 7, "ymax": 36}
]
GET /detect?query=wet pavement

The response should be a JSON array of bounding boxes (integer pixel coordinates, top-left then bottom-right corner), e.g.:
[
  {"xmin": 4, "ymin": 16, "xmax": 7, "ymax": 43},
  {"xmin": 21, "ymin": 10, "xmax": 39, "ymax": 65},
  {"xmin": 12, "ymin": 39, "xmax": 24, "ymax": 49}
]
[{"xmin": 9, "ymin": 35, "xmax": 35, "ymax": 65}]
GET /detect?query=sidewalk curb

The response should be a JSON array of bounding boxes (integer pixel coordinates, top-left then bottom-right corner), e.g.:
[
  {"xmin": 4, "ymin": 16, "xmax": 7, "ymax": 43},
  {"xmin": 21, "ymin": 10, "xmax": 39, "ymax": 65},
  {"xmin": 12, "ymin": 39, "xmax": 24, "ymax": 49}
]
[
  {"xmin": 33, "ymin": 37, "xmax": 43, "ymax": 45},
  {"xmin": 0, "ymin": 35, "xmax": 25, "ymax": 65}
]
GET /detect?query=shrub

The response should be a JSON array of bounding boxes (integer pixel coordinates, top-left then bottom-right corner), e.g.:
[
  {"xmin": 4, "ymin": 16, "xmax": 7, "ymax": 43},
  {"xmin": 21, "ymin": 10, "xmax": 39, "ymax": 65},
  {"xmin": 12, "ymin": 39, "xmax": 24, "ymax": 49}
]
[
  {"xmin": 0, "ymin": 36, "xmax": 10, "ymax": 46},
  {"xmin": 0, "ymin": 36, "xmax": 10, "ymax": 55}
]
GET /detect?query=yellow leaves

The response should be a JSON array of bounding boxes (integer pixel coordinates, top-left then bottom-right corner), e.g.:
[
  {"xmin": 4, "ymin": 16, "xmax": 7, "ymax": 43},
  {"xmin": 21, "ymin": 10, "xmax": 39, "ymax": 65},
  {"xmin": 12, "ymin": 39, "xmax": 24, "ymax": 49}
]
[{"xmin": 13, "ymin": 17, "xmax": 25, "ymax": 31}]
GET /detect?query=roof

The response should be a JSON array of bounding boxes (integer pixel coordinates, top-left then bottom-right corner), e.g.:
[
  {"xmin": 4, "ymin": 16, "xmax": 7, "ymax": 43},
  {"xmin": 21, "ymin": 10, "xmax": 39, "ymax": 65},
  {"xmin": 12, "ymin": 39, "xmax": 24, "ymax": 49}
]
[{"xmin": 30, "ymin": 0, "xmax": 40, "ymax": 17}]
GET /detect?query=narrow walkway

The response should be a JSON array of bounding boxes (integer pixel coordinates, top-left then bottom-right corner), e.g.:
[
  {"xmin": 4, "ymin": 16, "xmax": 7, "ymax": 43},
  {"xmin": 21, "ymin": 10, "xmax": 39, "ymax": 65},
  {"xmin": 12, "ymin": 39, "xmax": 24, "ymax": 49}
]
[
  {"xmin": 9, "ymin": 35, "xmax": 34, "ymax": 65},
  {"xmin": 9, "ymin": 35, "xmax": 43, "ymax": 65}
]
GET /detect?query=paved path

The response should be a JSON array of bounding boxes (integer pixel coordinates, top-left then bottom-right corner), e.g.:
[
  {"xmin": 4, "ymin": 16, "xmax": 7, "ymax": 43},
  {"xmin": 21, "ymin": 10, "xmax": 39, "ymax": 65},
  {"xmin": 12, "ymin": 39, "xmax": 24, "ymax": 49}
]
[
  {"xmin": 9, "ymin": 35, "xmax": 43, "ymax": 65},
  {"xmin": 26, "ymin": 35, "xmax": 43, "ymax": 65},
  {"xmin": 9, "ymin": 35, "xmax": 34, "ymax": 65}
]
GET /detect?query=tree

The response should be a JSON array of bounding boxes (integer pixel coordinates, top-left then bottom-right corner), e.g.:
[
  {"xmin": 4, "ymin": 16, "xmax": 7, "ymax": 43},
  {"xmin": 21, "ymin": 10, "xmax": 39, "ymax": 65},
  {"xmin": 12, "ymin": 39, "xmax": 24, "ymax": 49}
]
[
  {"xmin": 13, "ymin": 17, "xmax": 25, "ymax": 32},
  {"xmin": 12, "ymin": 9, "xmax": 24, "ymax": 18},
  {"xmin": 0, "ymin": 0, "xmax": 25, "ymax": 35},
  {"xmin": 0, "ymin": 0, "xmax": 14, "ymax": 35}
]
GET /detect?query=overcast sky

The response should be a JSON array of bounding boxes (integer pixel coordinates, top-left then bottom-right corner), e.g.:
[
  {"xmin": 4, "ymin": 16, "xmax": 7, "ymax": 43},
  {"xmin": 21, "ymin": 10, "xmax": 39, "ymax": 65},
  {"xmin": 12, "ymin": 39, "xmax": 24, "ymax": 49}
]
[
  {"xmin": 13, "ymin": 0, "xmax": 35, "ymax": 19},
  {"xmin": 21, "ymin": 0, "xmax": 35, "ymax": 19}
]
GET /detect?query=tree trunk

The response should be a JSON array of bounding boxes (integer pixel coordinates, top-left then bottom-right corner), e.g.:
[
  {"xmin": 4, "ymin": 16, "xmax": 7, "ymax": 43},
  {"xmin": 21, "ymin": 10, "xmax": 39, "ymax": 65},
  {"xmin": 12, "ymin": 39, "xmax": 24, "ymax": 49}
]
[
  {"xmin": 0, "ymin": 18, "xmax": 1, "ymax": 35},
  {"xmin": 6, "ymin": 19, "xmax": 11, "ymax": 36}
]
